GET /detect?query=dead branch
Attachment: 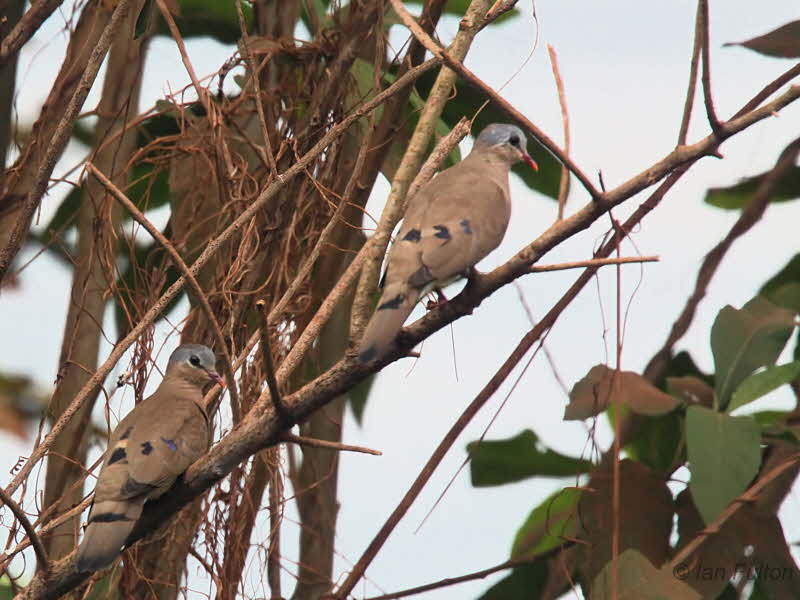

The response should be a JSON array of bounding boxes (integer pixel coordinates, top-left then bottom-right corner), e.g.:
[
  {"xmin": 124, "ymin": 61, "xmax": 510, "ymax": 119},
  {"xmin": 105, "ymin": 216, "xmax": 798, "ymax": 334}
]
[
  {"xmin": 699, "ymin": 0, "xmax": 721, "ymax": 133},
  {"xmin": 529, "ymin": 255, "xmax": 659, "ymax": 273},
  {"xmin": 677, "ymin": 1, "xmax": 703, "ymax": 146},
  {"xmin": 0, "ymin": 0, "xmax": 63, "ymax": 68},
  {"xmin": 547, "ymin": 45, "xmax": 571, "ymax": 219},
  {"xmin": 280, "ymin": 433, "xmax": 382, "ymax": 456}
]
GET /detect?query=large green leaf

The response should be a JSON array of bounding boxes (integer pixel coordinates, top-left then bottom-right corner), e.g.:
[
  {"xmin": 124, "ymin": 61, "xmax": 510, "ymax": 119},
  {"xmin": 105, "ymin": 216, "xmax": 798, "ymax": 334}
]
[
  {"xmin": 686, "ymin": 406, "xmax": 761, "ymax": 524},
  {"xmin": 710, "ymin": 296, "xmax": 796, "ymax": 410},
  {"xmin": 704, "ymin": 166, "xmax": 800, "ymax": 209},
  {"xmin": 724, "ymin": 20, "xmax": 800, "ymax": 59},
  {"xmin": 468, "ymin": 429, "xmax": 591, "ymax": 487},
  {"xmin": 415, "ymin": 71, "xmax": 561, "ymax": 199},
  {"xmin": 760, "ymin": 253, "xmax": 800, "ymax": 313},
  {"xmin": 511, "ymin": 487, "xmax": 580, "ymax": 560},
  {"xmin": 591, "ymin": 549, "xmax": 701, "ymax": 600},
  {"xmin": 729, "ymin": 361, "xmax": 800, "ymax": 412}
]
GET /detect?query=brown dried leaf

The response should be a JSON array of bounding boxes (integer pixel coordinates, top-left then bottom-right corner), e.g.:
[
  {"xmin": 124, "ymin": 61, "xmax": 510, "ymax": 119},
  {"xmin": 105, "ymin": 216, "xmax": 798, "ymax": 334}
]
[
  {"xmin": 565, "ymin": 365, "xmax": 679, "ymax": 420},
  {"xmin": 577, "ymin": 460, "xmax": 674, "ymax": 594},
  {"xmin": 725, "ymin": 20, "xmax": 800, "ymax": 59}
]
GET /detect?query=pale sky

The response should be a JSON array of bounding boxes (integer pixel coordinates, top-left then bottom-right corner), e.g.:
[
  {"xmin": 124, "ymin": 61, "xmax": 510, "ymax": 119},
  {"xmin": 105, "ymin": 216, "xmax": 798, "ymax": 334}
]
[{"xmin": 1, "ymin": 1, "xmax": 799, "ymax": 599}]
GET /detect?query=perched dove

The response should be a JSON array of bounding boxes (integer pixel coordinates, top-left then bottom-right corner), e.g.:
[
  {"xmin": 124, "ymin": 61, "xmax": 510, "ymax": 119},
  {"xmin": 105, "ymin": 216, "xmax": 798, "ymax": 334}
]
[
  {"xmin": 75, "ymin": 344, "xmax": 223, "ymax": 572},
  {"xmin": 358, "ymin": 123, "xmax": 537, "ymax": 363}
]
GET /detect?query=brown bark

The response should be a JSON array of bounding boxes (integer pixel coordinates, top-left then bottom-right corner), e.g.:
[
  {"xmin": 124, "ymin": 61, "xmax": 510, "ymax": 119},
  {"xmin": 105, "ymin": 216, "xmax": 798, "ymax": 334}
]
[
  {"xmin": 40, "ymin": 0, "xmax": 150, "ymax": 561},
  {"xmin": 0, "ymin": 0, "xmax": 24, "ymax": 170}
]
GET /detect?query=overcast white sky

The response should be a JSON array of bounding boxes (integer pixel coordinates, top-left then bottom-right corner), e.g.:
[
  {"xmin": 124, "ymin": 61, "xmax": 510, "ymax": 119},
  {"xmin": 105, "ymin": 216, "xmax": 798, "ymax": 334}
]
[{"xmin": 1, "ymin": 1, "xmax": 800, "ymax": 599}]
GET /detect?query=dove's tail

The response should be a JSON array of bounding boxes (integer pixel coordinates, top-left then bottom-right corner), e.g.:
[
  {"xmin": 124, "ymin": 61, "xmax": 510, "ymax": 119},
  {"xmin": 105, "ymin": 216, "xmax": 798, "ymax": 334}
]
[
  {"xmin": 75, "ymin": 498, "xmax": 144, "ymax": 572},
  {"xmin": 358, "ymin": 282, "xmax": 419, "ymax": 363}
]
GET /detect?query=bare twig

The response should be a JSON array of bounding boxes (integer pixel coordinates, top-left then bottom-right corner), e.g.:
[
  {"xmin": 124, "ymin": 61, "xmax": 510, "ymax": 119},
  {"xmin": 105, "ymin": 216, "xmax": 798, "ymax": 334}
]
[
  {"xmin": 547, "ymin": 45, "xmax": 571, "ymax": 219},
  {"xmin": 699, "ymin": 0, "xmax": 721, "ymax": 133},
  {"xmin": 362, "ymin": 557, "xmax": 533, "ymax": 600},
  {"xmin": 280, "ymin": 433, "xmax": 382, "ymax": 456},
  {"xmin": 529, "ymin": 255, "xmax": 659, "ymax": 273},
  {"xmin": 86, "ymin": 163, "xmax": 239, "ymax": 416},
  {"xmin": 732, "ymin": 61, "xmax": 800, "ymax": 120},
  {"xmin": 644, "ymin": 135, "xmax": 800, "ymax": 382},
  {"xmin": 677, "ymin": 1, "xmax": 704, "ymax": 146},
  {"xmin": 256, "ymin": 300, "xmax": 290, "ymax": 423},
  {"xmin": 407, "ymin": 117, "xmax": 472, "ymax": 201},
  {"xmin": 267, "ymin": 462, "xmax": 283, "ymax": 600},
  {"xmin": 0, "ymin": 488, "xmax": 49, "ymax": 574},
  {"xmin": 388, "ymin": 0, "xmax": 601, "ymax": 200},
  {"xmin": 0, "ymin": 0, "xmax": 137, "ymax": 283}
]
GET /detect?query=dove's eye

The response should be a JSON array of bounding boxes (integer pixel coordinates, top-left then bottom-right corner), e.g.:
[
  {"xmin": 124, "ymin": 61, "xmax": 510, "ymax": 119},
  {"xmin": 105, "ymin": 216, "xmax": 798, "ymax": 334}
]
[
  {"xmin": 189, "ymin": 355, "xmax": 201, "ymax": 367},
  {"xmin": 509, "ymin": 134, "xmax": 520, "ymax": 146}
]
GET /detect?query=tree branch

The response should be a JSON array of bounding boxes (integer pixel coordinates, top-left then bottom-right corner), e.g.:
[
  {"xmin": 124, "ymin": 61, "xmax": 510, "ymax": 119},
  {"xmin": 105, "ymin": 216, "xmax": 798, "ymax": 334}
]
[
  {"xmin": 280, "ymin": 433, "xmax": 382, "ymax": 456},
  {"xmin": 0, "ymin": 0, "xmax": 63, "ymax": 68},
  {"xmin": 677, "ymin": 1, "xmax": 703, "ymax": 146},
  {"xmin": 0, "ymin": 488, "xmax": 49, "ymax": 574},
  {"xmin": 529, "ymin": 255, "xmax": 659, "ymax": 273}
]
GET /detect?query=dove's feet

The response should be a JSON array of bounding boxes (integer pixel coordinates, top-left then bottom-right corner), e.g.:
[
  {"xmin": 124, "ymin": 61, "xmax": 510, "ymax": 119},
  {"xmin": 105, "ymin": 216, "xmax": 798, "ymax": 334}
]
[{"xmin": 425, "ymin": 288, "xmax": 448, "ymax": 310}]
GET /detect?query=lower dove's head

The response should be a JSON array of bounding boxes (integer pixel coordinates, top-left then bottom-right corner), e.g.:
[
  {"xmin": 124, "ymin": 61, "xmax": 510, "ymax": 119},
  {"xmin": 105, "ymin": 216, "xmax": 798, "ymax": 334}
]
[
  {"xmin": 474, "ymin": 123, "xmax": 538, "ymax": 171},
  {"xmin": 166, "ymin": 344, "xmax": 224, "ymax": 388}
]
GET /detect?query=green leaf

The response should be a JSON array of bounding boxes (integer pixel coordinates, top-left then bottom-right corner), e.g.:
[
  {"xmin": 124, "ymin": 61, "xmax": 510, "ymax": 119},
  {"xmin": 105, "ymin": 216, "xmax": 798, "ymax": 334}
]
[
  {"xmin": 416, "ymin": 71, "xmax": 560, "ymax": 199},
  {"xmin": 154, "ymin": 0, "xmax": 252, "ymax": 44},
  {"xmin": 761, "ymin": 253, "xmax": 800, "ymax": 313},
  {"xmin": 729, "ymin": 361, "xmax": 800, "ymax": 412},
  {"xmin": 511, "ymin": 487, "xmax": 580, "ymax": 560},
  {"xmin": 591, "ymin": 549, "xmax": 701, "ymax": 600},
  {"xmin": 565, "ymin": 365, "xmax": 679, "ymax": 420},
  {"xmin": 624, "ymin": 411, "xmax": 684, "ymax": 473},
  {"xmin": 468, "ymin": 429, "xmax": 591, "ymax": 487},
  {"xmin": 477, "ymin": 562, "xmax": 548, "ymax": 600},
  {"xmin": 348, "ymin": 374, "xmax": 375, "ymax": 425},
  {"xmin": 704, "ymin": 166, "xmax": 800, "ymax": 209},
  {"xmin": 711, "ymin": 296, "xmax": 796, "ymax": 410},
  {"xmin": 724, "ymin": 20, "xmax": 800, "ymax": 58},
  {"xmin": 686, "ymin": 406, "xmax": 761, "ymax": 524}
]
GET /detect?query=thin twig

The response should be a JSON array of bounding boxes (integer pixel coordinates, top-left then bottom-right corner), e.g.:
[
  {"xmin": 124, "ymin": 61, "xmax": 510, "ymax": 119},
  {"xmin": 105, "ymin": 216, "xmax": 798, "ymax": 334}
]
[
  {"xmin": 362, "ymin": 557, "xmax": 533, "ymax": 600},
  {"xmin": 407, "ymin": 117, "xmax": 472, "ymax": 201},
  {"xmin": 256, "ymin": 300, "xmax": 290, "ymax": 423},
  {"xmin": 699, "ymin": 0, "xmax": 722, "ymax": 133},
  {"xmin": 0, "ymin": 488, "xmax": 49, "ymax": 574},
  {"xmin": 388, "ymin": 0, "xmax": 601, "ymax": 201},
  {"xmin": 547, "ymin": 45, "xmax": 571, "ymax": 219},
  {"xmin": 280, "ymin": 433, "xmax": 382, "ymax": 456},
  {"xmin": 267, "ymin": 460, "xmax": 283, "ymax": 600},
  {"xmin": 86, "ymin": 163, "xmax": 238, "ymax": 417},
  {"xmin": 732, "ymin": 61, "xmax": 800, "ymax": 120},
  {"xmin": 529, "ymin": 255, "xmax": 659, "ymax": 273},
  {"xmin": 677, "ymin": 1, "xmax": 704, "ymax": 146},
  {"xmin": 0, "ymin": 0, "xmax": 63, "ymax": 68}
]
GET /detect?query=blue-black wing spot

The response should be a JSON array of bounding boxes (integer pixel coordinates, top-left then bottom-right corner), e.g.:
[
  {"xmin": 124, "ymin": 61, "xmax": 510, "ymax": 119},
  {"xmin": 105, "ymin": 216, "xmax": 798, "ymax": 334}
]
[
  {"xmin": 161, "ymin": 437, "xmax": 178, "ymax": 452},
  {"xmin": 459, "ymin": 219, "xmax": 473, "ymax": 234},
  {"xmin": 140, "ymin": 441, "xmax": 153, "ymax": 455},
  {"xmin": 90, "ymin": 512, "xmax": 134, "ymax": 523},
  {"xmin": 402, "ymin": 228, "xmax": 421, "ymax": 242},
  {"xmin": 108, "ymin": 447, "xmax": 127, "ymax": 465},
  {"xmin": 433, "ymin": 225, "xmax": 450, "ymax": 240},
  {"xmin": 378, "ymin": 294, "xmax": 405, "ymax": 311}
]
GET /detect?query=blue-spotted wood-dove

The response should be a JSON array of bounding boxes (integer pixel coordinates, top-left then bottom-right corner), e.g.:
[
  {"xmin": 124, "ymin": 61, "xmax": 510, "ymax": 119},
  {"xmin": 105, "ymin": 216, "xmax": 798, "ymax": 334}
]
[
  {"xmin": 358, "ymin": 124, "xmax": 537, "ymax": 363},
  {"xmin": 75, "ymin": 344, "xmax": 223, "ymax": 572}
]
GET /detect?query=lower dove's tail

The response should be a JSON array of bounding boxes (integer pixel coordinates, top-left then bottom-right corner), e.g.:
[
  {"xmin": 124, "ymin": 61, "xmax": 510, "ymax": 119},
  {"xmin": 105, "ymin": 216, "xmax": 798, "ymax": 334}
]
[
  {"xmin": 358, "ymin": 282, "xmax": 419, "ymax": 363},
  {"xmin": 75, "ymin": 498, "xmax": 144, "ymax": 572}
]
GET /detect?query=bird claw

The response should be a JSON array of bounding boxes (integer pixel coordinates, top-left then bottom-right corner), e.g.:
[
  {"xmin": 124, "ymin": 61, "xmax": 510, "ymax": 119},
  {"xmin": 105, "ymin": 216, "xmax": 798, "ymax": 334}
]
[{"xmin": 425, "ymin": 288, "xmax": 448, "ymax": 310}]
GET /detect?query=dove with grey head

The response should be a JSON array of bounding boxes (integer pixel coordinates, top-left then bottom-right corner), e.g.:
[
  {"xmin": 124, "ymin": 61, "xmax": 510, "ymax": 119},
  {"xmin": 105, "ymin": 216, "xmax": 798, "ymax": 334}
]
[
  {"xmin": 358, "ymin": 123, "xmax": 537, "ymax": 363},
  {"xmin": 75, "ymin": 344, "xmax": 223, "ymax": 572}
]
